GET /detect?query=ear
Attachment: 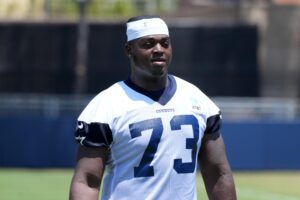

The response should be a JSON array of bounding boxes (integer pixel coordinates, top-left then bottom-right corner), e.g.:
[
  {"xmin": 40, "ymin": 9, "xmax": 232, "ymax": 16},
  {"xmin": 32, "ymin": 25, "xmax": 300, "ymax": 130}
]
[{"xmin": 124, "ymin": 42, "xmax": 132, "ymax": 58}]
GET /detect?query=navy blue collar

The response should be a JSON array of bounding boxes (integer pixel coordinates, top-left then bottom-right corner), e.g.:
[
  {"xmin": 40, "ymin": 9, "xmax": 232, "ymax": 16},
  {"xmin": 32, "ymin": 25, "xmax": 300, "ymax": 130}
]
[{"xmin": 124, "ymin": 75, "xmax": 177, "ymax": 105}]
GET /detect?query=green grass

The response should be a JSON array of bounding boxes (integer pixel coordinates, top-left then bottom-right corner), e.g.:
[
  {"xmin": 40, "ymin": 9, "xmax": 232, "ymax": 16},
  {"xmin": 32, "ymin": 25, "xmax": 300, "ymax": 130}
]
[
  {"xmin": 232, "ymin": 171, "xmax": 300, "ymax": 200},
  {"xmin": 0, "ymin": 169, "xmax": 73, "ymax": 200},
  {"xmin": 0, "ymin": 169, "xmax": 300, "ymax": 200}
]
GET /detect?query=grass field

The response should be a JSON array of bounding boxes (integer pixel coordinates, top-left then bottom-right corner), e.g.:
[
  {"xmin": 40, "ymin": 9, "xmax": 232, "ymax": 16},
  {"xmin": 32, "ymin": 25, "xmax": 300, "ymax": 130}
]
[{"xmin": 0, "ymin": 169, "xmax": 300, "ymax": 200}]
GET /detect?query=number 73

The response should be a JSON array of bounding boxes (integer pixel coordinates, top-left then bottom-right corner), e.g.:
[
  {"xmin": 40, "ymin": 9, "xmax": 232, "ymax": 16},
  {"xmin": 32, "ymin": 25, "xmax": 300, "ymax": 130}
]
[{"xmin": 129, "ymin": 114, "xmax": 199, "ymax": 178}]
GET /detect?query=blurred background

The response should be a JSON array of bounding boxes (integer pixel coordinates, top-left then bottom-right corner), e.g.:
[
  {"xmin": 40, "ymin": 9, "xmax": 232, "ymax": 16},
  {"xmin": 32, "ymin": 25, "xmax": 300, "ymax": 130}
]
[{"xmin": 0, "ymin": 0, "xmax": 300, "ymax": 171}]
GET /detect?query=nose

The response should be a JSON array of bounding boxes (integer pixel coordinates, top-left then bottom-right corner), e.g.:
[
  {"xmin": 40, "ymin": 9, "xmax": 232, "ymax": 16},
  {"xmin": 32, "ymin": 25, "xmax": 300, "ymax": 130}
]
[{"xmin": 153, "ymin": 43, "xmax": 163, "ymax": 53}]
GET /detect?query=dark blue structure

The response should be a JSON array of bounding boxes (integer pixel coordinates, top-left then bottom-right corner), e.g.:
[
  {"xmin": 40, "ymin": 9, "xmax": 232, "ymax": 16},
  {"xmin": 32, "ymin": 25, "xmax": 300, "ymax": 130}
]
[
  {"xmin": 223, "ymin": 121, "xmax": 300, "ymax": 170},
  {"xmin": 1, "ymin": 115, "xmax": 299, "ymax": 170},
  {"xmin": 0, "ymin": 22, "xmax": 258, "ymax": 97}
]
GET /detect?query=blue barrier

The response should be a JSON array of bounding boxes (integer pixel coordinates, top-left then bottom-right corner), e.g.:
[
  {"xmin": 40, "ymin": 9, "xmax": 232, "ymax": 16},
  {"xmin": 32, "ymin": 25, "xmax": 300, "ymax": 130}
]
[
  {"xmin": 1, "ymin": 115, "xmax": 299, "ymax": 170},
  {"xmin": 0, "ymin": 115, "xmax": 77, "ymax": 168},
  {"xmin": 222, "ymin": 121, "xmax": 300, "ymax": 170}
]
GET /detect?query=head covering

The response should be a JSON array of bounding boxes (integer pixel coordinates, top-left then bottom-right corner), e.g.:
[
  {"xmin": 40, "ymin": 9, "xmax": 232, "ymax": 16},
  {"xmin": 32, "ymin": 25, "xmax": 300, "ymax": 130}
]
[{"xmin": 126, "ymin": 16, "xmax": 169, "ymax": 42}]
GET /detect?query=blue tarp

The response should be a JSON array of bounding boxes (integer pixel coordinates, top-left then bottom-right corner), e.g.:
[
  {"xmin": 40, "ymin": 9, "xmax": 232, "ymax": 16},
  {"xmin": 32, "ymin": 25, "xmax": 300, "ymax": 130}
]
[{"xmin": 1, "ymin": 115, "xmax": 299, "ymax": 170}]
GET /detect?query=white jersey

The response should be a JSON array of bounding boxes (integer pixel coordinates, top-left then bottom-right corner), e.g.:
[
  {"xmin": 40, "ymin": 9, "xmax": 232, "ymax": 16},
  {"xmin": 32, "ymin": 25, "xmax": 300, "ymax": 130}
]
[{"xmin": 75, "ymin": 75, "xmax": 221, "ymax": 200}]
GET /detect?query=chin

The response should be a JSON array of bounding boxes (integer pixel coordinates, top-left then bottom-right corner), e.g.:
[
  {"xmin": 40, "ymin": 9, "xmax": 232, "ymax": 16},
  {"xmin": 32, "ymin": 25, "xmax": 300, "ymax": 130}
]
[{"xmin": 151, "ymin": 68, "xmax": 168, "ymax": 78}]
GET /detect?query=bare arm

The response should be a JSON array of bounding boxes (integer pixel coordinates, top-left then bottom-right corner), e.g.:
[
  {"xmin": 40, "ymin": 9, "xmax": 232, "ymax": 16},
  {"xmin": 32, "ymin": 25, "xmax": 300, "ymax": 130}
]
[
  {"xmin": 198, "ymin": 133, "xmax": 236, "ymax": 200},
  {"xmin": 69, "ymin": 145, "xmax": 109, "ymax": 200}
]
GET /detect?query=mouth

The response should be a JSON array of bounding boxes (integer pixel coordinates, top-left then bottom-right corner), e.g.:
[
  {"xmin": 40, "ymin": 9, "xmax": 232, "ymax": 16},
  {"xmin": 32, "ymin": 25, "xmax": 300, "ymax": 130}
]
[{"xmin": 151, "ymin": 58, "xmax": 166, "ymax": 64}]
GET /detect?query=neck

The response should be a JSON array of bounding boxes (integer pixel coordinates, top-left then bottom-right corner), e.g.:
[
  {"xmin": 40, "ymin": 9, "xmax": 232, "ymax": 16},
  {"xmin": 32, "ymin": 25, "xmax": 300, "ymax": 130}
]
[{"xmin": 130, "ymin": 74, "xmax": 168, "ymax": 91}]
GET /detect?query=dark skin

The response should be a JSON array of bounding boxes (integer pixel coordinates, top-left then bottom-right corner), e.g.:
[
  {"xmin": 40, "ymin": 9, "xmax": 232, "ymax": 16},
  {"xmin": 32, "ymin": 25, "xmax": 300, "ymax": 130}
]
[
  {"xmin": 125, "ymin": 34, "xmax": 172, "ymax": 90},
  {"xmin": 199, "ymin": 133, "xmax": 237, "ymax": 199},
  {"xmin": 69, "ymin": 146, "xmax": 108, "ymax": 200},
  {"xmin": 69, "ymin": 34, "xmax": 236, "ymax": 200}
]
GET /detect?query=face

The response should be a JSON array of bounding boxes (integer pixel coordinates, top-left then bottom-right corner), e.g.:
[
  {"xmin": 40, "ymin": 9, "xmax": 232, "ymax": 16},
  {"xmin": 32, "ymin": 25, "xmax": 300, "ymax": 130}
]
[{"xmin": 126, "ymin": 34, "xmax": 172, "ymax": 81}]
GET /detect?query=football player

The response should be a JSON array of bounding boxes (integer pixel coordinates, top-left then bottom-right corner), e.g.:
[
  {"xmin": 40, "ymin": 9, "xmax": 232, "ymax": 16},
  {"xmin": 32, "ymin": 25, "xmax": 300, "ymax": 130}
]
[{"xmin": 70, "ymin": 15, "xmax": 236, "ymax": 200}]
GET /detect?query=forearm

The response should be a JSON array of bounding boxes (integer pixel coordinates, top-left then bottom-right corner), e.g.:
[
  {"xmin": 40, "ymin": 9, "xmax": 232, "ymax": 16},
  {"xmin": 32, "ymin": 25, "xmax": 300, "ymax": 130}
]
[
  {"xmin": 199, "ymin": 133, "xmax": 236, "ymax": 200},
  {"xmin": 70, "ymin": 146, "xmax": 108, "ymax": 200},
  {"xmin": 70, "ymin": 179, "xmax": 100, "ymax": 200},
  {"xmin": 202, "ymin": 170, "xmax": 236, "ymax": 200}
]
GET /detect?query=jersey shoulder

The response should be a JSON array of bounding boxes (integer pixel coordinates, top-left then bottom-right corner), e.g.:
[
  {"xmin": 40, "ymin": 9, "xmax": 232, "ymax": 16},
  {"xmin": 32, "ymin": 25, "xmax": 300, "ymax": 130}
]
[
  {"xmin": 78, "ymin": 80, "xmax": 152, "ymax": 124},
  {"xmin": 77, "ymin": 82, "xmax": 126, "ymax": 123},
  {"xmin": 173, "ymin": 75, "xmax": 221, "ymax": 117},
  {"xmin": 173, "ymin": 75, "xmax": 206, "ymax": 96},
  {"xmin": 93, "ymin": 81, "xmax": 126, "ymax": 103}
]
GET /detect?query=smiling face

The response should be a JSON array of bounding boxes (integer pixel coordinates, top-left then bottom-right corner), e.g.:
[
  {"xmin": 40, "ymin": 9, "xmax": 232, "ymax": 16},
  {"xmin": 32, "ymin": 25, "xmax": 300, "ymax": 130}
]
[{"xmin": 125, "ymin": 34, "xmax": 172, "ymax": 90}]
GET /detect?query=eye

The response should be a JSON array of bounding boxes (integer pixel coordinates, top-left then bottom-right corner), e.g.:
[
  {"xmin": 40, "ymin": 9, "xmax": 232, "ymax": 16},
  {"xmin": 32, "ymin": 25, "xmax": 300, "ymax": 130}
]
[
  {"xmin": 142, "ymin": 40, "xmax": 154, "ymax": 49},
  {"xmin": 161, "ymin": 40, "xmax": 170, "ymax": 48}
]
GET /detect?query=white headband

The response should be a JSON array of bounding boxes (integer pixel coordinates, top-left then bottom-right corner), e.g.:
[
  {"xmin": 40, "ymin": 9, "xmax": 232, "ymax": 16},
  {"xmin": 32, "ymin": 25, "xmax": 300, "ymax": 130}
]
[{"xmin": 126, "ymin": 18, "xmax": 169, "ymax": 42}]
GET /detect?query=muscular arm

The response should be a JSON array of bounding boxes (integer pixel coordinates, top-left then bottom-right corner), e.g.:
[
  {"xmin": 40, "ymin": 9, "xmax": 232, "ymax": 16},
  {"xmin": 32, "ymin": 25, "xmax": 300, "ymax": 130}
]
[
  {"xmin": 198, "ymin": 133, "xmax": 236, "ymax": 200},
  {"xmin": 69, "ymin": 145, "xmax": 109, "ymax": 200}
]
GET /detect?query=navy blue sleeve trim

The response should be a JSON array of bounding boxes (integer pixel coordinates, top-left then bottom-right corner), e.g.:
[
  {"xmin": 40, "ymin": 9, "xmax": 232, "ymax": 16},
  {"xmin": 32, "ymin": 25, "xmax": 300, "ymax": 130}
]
[
  {"xmin": 205, "ymin": 114, "xmax": 222, "ymax": 135},
  {"xmin": 75, "ymin": 121, "xmax": 113, "ymax": 148}
]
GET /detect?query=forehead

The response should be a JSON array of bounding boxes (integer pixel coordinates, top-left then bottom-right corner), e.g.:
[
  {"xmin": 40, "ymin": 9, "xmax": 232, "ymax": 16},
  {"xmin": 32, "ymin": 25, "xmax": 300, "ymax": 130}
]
[{"xmin": 136, "ymin": 34, "xmax": 170, "ymax": 42}]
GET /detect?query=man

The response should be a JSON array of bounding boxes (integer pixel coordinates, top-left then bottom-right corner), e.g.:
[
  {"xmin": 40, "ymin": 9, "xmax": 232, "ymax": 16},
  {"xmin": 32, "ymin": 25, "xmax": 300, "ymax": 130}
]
[{"xmin": 70, "ymin": 15, "xmax": 236, "ymax": 200}]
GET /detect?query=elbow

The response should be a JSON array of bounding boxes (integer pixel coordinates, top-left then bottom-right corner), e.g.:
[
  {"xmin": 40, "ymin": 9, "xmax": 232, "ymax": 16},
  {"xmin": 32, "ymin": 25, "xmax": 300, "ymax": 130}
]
[
  {"xmin": 69, "ymin": 173, "xmax": 102, "ymax": 200},
  {"xmin": 86, "ymin": 173, "xmax": 102, "ymax": 189}
]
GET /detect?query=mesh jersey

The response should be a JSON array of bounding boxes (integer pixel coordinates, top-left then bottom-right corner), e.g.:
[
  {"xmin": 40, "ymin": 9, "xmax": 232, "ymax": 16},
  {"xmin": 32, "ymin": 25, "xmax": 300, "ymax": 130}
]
[{"xmin": 75, "ymin": 75, "xmax": 221, "ymax": 200}]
